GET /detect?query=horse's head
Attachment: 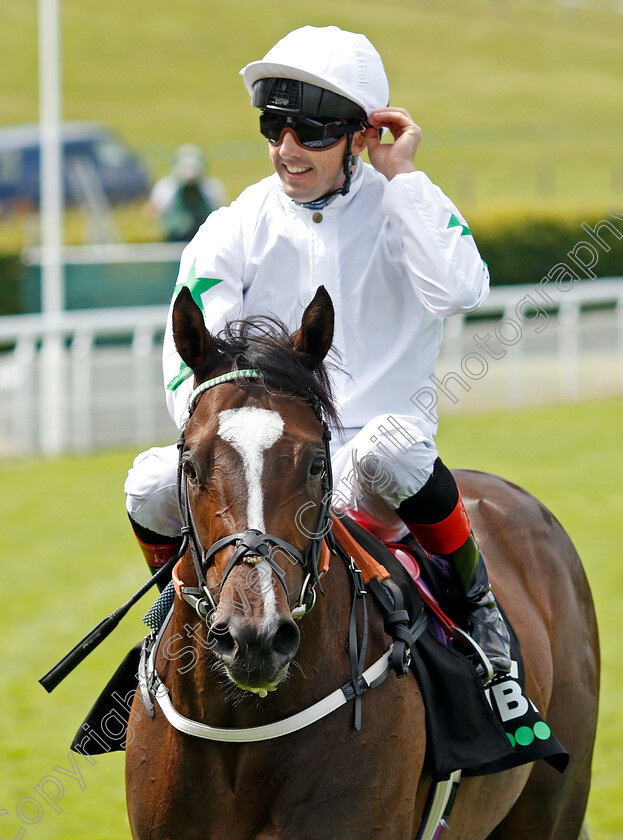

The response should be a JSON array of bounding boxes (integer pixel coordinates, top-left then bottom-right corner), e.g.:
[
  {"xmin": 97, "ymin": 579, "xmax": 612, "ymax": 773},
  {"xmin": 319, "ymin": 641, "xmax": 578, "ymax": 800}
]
[{"xmin": 172, "ymin": 285, "xmax": 336, "ymax": 697}]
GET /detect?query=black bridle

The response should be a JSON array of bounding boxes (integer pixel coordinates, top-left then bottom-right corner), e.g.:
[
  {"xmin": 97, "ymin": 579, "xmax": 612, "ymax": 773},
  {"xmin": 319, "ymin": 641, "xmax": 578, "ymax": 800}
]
[{"xmin": 176, "ymin": 369, "xmax": 335, "ymax": 623}]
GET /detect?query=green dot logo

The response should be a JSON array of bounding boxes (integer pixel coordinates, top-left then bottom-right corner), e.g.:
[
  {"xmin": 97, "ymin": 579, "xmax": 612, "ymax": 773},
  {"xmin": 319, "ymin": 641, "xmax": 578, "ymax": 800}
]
[
  {"xmin": 534, "ymin": 721, "xmax": 551, "ymax": 741},
  {"xmin": 515, "ymin": 726, "xmax": 535, "ymax": 746},
  {"xmin": 510, "ymin": 721, "xmax": 553, "ymax": 748}
]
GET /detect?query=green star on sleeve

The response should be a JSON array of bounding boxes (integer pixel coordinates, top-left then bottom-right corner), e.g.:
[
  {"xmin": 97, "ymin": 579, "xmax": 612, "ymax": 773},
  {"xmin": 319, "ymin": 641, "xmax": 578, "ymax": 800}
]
[
  {"xmin": 448, "ymin": 213, "xmax": 472, "ymax": 237},
  {"xmin": 167, "ymin": 361, "xmax": 193, "ymax": 392},
  {"xmin": 167, "ymin": 259, "xmax": 224, "ymax": 391},
  {"xmin": 174, "ymin": 258, "xmax": 223, "ymax": 315}
]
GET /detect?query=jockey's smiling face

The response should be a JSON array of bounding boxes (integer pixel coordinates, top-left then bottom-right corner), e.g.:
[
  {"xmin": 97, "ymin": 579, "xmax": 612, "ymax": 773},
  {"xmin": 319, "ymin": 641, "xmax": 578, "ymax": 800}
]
[{"xmin": 268, "ymin": 128, "xmax": 366, "ymax": 204}]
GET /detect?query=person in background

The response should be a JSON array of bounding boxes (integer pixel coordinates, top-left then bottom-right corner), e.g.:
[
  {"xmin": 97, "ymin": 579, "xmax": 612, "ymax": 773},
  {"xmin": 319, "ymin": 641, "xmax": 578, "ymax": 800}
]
[{"xmin": 147, "ymin": 144, "xmax": 227, "ymax": 242}]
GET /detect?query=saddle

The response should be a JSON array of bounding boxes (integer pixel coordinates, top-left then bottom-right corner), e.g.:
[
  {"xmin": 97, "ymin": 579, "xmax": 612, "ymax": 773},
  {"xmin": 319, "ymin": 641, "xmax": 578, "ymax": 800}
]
[{"xmin": 71, "ymin": 515, "xmax": 568, "ymax": 781}]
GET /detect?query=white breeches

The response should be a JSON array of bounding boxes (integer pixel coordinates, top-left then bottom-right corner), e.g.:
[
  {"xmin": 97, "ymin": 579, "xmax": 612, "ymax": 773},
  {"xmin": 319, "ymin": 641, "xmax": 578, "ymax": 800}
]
[{"xmin": 125, "ymin": 413, "xmax": 438, "ymax": 543}]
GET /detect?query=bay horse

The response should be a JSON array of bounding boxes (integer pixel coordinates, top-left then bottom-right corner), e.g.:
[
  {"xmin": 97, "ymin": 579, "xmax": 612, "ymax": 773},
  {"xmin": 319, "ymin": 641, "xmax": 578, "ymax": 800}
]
[{"xmin": 126, "ymin": 285, "xmax": 599, "ymax": 840}]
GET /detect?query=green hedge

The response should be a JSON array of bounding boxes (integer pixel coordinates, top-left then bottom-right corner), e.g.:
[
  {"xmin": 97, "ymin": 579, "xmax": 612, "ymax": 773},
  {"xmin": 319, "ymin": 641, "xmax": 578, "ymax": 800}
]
[
  {"xmin": 0, "ymin": 253, "xmax": 23, "ymax": 315},
  {"xmin": 0, "ymin": 210, "xmax": 622, "ymax": 315},
  {"xmin": 473, "ymin": 210, "xmax": 623, "ymax": 286}
]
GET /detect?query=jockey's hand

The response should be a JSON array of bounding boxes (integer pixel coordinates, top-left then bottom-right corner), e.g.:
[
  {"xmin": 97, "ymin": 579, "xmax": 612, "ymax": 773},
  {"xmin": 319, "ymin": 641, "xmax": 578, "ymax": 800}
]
[{"xmin": 365, "ymin": 108, "xmax": 421, "ymax": 181}]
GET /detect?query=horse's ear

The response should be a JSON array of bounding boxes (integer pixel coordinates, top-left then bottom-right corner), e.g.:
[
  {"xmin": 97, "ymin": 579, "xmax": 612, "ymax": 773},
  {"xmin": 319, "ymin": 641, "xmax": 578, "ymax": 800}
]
[
  {"xmin": 292, "ymin": 286, "xmax": 334, "ymax": 367},
  {"xmin": 172, "ymin": 286, "xmax": 219, "ymax": 372}
]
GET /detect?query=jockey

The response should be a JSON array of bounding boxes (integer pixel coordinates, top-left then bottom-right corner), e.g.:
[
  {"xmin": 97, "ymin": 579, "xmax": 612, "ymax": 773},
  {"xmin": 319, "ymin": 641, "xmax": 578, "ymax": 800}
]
[{"xmin": 125, "ymin": 25, "xmax": 511, "ymax": 677}]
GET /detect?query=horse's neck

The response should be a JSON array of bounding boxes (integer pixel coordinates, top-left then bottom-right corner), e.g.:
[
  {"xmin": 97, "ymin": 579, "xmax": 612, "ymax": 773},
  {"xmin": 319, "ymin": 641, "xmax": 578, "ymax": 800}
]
[{"xmin": 295, "ymin": 559, "xmax": 365, "ymax": 693}]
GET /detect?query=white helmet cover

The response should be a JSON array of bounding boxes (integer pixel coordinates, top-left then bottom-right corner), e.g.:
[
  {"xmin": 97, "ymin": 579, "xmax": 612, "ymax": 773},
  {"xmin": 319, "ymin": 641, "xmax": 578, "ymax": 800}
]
[{"xmin": 240, "ymin": 25, "xmax": 390, "ymax": 118}]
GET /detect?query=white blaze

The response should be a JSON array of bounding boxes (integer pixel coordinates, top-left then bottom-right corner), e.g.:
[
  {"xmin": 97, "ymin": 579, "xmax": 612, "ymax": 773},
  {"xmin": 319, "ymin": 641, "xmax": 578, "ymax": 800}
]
[
  {"xmin": 217, "ymin": 407, "xmax": 284, "ymax": 625},
  {"xmin": 218, "ymin": 407, "xmax": 284, "ymax": 531}
]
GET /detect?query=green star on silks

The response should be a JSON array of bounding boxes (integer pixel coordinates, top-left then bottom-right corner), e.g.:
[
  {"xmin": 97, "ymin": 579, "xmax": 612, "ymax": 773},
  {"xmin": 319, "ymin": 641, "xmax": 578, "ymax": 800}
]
[
  {"xmin": 166, "ymin": 259, "xmax": 223, "ymax": 392},
  {"xmin": 448, "ymin": 213, "xmax": 472, "ymax": 237}
]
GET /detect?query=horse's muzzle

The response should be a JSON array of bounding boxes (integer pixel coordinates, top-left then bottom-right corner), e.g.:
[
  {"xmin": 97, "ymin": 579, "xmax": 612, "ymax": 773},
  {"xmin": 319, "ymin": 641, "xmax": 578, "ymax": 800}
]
[{"xmin": 208, "ymin": 615, "xmax": 301, "ymax": 692}]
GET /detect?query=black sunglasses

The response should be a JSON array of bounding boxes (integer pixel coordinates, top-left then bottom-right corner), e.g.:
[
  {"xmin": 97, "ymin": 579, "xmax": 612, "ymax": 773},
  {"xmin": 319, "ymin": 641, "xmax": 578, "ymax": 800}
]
[{"xmin": 259, "ymin": 112, "xmax": 364, "ymax": 150}]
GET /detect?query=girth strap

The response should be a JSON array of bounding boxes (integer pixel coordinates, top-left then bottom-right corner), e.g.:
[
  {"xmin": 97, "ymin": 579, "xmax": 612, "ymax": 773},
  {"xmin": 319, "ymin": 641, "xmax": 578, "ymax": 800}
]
[{"xmin": 417, "ymin": 770, "xmax": 462, "ymax": 840}]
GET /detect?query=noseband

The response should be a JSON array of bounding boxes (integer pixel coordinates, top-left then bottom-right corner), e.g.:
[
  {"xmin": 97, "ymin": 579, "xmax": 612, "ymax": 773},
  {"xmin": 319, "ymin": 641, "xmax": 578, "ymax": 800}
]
[{"xmin": 176, "ymin": 369, "xmax": 334, "ymax": 623}]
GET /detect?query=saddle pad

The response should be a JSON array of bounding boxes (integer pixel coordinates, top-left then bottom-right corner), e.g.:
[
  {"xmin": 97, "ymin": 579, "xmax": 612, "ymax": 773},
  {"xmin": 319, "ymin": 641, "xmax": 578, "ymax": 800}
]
[{"xmin": 337, "ymin": 515, "xmax": 569, "ymax": 780}]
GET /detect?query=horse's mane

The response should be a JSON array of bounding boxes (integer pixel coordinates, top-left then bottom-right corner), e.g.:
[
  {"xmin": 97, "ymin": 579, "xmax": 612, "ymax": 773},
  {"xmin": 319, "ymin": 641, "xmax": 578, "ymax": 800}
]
[{"xmin": 197, "ymin": 314, "xmax": 342, "ymax": 429}]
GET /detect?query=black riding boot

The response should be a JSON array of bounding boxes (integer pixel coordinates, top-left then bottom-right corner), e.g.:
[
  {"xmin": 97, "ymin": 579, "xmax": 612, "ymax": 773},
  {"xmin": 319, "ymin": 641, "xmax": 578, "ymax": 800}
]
[
  {"xmin": 396, "ymin": 458, "xmax": 512, "ymax": 681},
  {"xmin": 443, "ymin": 532, "xmax": 512, "ymax": 680}
]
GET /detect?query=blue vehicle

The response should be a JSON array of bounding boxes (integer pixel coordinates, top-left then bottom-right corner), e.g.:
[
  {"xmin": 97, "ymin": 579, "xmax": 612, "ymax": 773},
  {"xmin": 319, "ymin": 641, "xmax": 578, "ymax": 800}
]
[{"xmin": 0, "ymin": 122, "xmax": 150, "ymax": 213}]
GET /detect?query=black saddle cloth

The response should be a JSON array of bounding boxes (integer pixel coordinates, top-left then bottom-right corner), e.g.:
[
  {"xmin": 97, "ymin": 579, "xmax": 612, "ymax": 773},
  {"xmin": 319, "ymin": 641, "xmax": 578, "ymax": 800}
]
[
  {"xmin": 337, "ymin": 515, "xmax": 569, "ymax": 779},
  {"xmin": 71, "ymin": 516, "xmax": 569, "ymax": 780}
]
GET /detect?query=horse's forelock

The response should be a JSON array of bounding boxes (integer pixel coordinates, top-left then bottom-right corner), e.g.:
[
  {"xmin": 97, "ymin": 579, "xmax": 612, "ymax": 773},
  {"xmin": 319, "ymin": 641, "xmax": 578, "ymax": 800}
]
[{"xmin": 193, "ymin": 314, "xmax": 342, "ymax": 430}]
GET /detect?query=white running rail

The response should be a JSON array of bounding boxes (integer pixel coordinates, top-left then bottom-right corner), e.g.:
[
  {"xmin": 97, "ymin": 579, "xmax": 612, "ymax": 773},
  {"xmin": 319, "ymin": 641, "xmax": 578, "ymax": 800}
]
[{"xmin": 0, "ymin": 278, "xmax": 622, "ymax": 457}]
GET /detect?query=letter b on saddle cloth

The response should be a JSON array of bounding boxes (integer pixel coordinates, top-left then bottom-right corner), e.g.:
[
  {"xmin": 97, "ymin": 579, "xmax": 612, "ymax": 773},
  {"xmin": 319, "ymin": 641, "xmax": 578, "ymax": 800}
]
[{"xmin": 71, "ymin": 516, "xmax": 568, "ymax": 781}]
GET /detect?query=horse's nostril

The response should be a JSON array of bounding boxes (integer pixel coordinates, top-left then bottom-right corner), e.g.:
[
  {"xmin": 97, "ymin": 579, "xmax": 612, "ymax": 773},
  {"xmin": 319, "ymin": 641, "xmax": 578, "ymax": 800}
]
[
  {"xmin": 209, "ymin": 622, "xmax": 236, "ymax": 657},
  {"xmin": 272, "ymin": 620, "xmax": 300, "ymax": 659}
]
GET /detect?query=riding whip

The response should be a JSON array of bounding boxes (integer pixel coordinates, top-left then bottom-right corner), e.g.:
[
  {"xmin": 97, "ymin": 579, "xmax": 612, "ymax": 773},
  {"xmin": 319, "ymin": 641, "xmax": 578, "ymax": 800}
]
[{"xmin": 38, "ymin": 541, "xmax": 184, "ymax": 693}]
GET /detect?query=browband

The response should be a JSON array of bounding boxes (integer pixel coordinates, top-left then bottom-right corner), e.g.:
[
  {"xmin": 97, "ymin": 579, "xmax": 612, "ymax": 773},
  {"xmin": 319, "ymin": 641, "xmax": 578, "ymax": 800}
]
[{"xmin": 186, "ymin": 369, "xmax": 261, "ymax": 420}]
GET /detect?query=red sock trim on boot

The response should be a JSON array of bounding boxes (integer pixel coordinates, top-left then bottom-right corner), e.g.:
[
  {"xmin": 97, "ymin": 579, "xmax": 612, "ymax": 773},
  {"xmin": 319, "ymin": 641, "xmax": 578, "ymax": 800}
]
[
  {"xmin": 404, "ymin": 493, "xmax": 471, "ymax": 555},
  {"xmin": 135, "ymin": 535, "xmax": 180, "ymax": 570}
]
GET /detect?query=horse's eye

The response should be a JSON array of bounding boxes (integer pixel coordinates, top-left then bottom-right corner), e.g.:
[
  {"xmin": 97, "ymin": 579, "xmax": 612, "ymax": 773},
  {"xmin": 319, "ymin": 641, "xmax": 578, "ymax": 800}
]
[
  {"xmin": 309, "ymin": 456, "xmax": 325, "ymax": 478},
  {"xmin": 182, "ymin": 459, "xmax": 198, "ymax": 483}
]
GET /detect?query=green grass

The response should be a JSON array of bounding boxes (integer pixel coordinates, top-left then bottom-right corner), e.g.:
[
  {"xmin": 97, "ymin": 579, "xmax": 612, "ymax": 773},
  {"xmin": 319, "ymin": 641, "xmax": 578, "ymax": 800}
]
[
  {"xmin": 0, "ymin": 398, "xmax": 621, "ymax": 837},
  {"xmin": 2, "ymin": 0, "xmax": 623, "ymax": 248},
  {"xmin": 438, "ymin": 399, "xmax": 623, "ymax": 838}
]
